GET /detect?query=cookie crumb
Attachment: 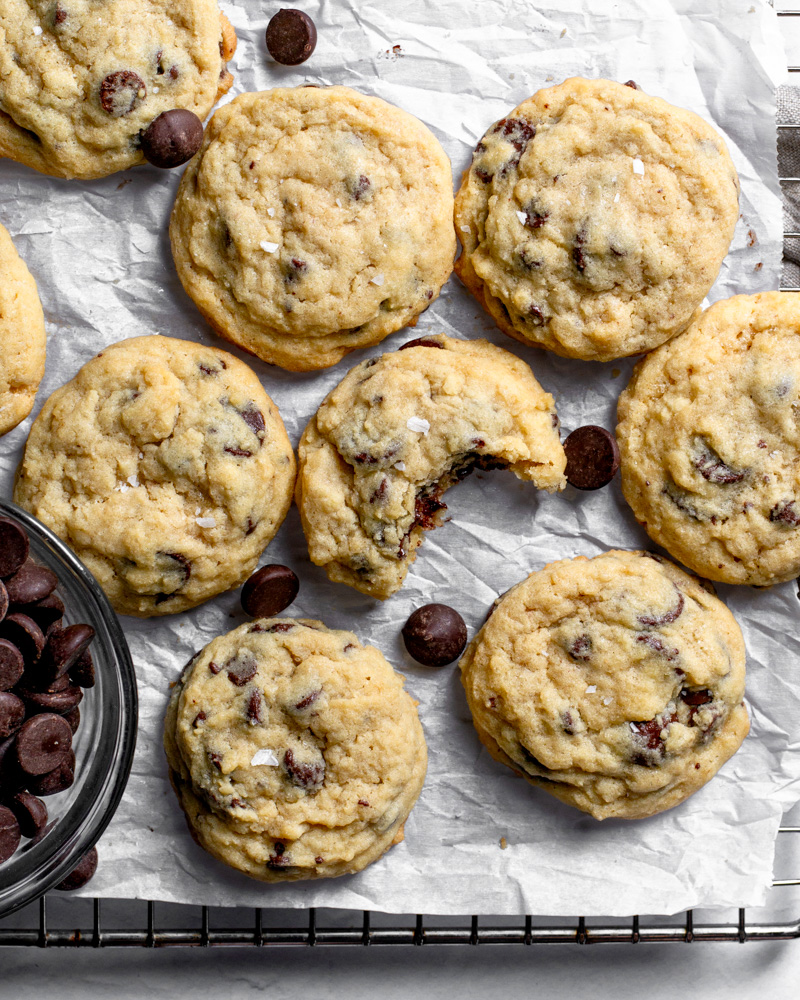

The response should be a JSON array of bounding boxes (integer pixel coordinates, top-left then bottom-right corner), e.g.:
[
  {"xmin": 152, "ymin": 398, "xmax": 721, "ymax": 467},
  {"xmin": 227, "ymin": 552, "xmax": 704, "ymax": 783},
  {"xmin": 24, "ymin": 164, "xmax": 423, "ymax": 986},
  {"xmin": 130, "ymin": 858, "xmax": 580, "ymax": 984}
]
[{"xmin": 500, "ymin": 836, "xmax": 508, "ymax": 850}]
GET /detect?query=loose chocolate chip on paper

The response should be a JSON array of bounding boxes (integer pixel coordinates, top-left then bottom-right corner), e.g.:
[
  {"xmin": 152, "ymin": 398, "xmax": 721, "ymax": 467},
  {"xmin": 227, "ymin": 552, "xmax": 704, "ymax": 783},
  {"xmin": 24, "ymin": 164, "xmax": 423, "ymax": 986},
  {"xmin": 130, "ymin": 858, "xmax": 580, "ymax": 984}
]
[
  {"xmin": 141, "ymin": 109, "xmax": 204, "ymax": 168},
  {"xmin": 0, "ymin": 805, "xmax": 20, "ymax": 863},
  {"xmin": 55, "ymin": 846, "xmax": 98, "ymax": 890},
  {"xmin": 100, "ymin": 71, "xmax": 146, "ymax": 116},
  {"xmin": 241, "ymin": 565, "xmax": 299, "ymax": 618},
  {"xmin": 402, "ymin": 604, "xmax": 467, "ymax": 667},
  {"xmin": 0, "ymin": 519, "xmax": 29, "ymax": 578},
  {"xmin": 564, "ymin": 425, "xmax": 620, "ymax": 490},
  {"xmin": 14, "ymin": 713, "xmax": 72, "ymax": 776},
  {"xmin": 266, "ymin": 8, "xmax": 317, "ymax": 65}
]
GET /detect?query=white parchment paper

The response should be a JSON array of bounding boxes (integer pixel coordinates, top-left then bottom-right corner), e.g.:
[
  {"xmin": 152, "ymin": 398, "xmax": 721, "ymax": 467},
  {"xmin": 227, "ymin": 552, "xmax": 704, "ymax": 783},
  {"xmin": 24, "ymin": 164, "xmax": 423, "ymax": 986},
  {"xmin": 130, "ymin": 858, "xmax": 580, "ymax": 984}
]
[{"xmin": 0, "ymin": 0, "xmax": 791, "ymax": 916}]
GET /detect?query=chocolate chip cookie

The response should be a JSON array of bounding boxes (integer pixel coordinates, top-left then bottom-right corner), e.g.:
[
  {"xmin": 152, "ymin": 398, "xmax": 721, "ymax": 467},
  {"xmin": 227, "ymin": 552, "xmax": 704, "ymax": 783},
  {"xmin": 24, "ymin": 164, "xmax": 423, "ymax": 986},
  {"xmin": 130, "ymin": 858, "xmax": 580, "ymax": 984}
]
[
  {"xmin": 0, "ymin": 223, "xmax": 46, "ymax": 435},
  {"xmin": 296, "ymin": 334, "xmax": 566, "ymax": 599},
  {"xmin": 164, "ymin": 618, "xmax": 427, "ymax": 882},
  {"xmin": 460, "ymin": 550, "xmax": 749, "ymax": 820},
  {"xmin": 14, "ymin": 335, "xmax": 295, "ymax": 616},
  {"xmin": 454, "ymin": 77, "xmax": 739, "ymax": 361},
  {"xmin": 0, "ymin": 0, "xmax": 236, "ymax": 179},
  {"xmin": 618, "ymin": 292, "xmax": 800, "ymax": 586},
  {"xmin": 169, "ymin": 86, "xmax": 456, "ymax": 372}
]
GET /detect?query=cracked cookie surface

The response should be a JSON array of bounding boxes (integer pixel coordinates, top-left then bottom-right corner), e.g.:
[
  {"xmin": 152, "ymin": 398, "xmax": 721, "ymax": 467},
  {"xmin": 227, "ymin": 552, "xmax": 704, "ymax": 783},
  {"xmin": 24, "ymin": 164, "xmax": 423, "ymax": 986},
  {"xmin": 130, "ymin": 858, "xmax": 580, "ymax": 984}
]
[
  {"xmin": 0, "ymin": 0, "xmax": 235, "ymax": 179},
  {"xmin": 164, "ymin": 618, "xmax": 428, "ymax": 882},
  {"xmin": 296, "ymin": 334, "xmax": 566, "ymax": 600},
  {"xmin": 0, "ymin": 223, "xmax": 46, "ymax": 435},
  {"xmin": 618, "ymin": 293, "xmax": 800, "ymax": 586},
  {"xmin": 14, "ymin": 335, "xmax": 295, "ymax": 616},
  {"xmin": 169, "ymin": 86, "xmax": 456, "ymax": 372},
  {"xmin": 454, "ymin": 77, "xmax": 739, "ymax": 361},
  {"xmin": 460, "ymin": 550, "xmax": 748, "ymax": 820}
]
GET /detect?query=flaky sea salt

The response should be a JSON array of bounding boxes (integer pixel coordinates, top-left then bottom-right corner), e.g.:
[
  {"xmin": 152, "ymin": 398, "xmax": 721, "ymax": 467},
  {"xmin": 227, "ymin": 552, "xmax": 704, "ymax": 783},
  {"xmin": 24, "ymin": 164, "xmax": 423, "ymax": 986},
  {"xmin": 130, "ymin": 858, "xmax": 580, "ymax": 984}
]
[
  {"xmin": 603, "ymin": 697, "xmax": 612, "ymax": 706},
  {"xmin": 370, "ymin": 273, "xmax": 385, "ymax": 286},
  {"xmin": 267, "ymin": 207, "xmax": 275, "ymax": 217},
  {"xmin": 630, "ymin": 722, "xmax": 638, "ymax": 732},
  {"xmin": 250, "ymin": 748, "xmax": 279, "ymax": 767},
  {"xmin": 460, "ymin": 225, "xmax": 470, "ymax": 233},
  {"xmin": 127, "ymin": 474, "xmax": 140, "ymax": 488},
  {"xmin": 335, "ymin": 198, "xmax": 342, "ymax": 207},
  {"xmin": 196, "ymin": 516, "xmax": 216, "ymax": 528},
  {"xmin": 260, "ymin": 241, "xmax": 279, "ymax": 253},
  {"xmin": 613, "ymin": 192, "xmax": 620, "ymax": 203},
  {"xmin": 632, "ymin": 157, "xmax": 645, "ymax": 175},
  {"xmin": 407, "ymin": 416, "xmax": 430, "ymax": 435},
  {"xmin": 515, "ymin": 210, "xmax": 527, "ymax": 225},
  {"xmin": 195, "ymin": 508, "xmax": 201, "ymax": 516},
  {"xmin": 33, "ymin": 25, "xmax": 42, "ymax": 35},
  {"xmin": 585, "ymin": 685, "xmax": 597, "ymax": 694},
  {"xmin": 115, "ymin": 483, "xmax": 130, "ymax": 493},
  {"xmin": 394, "ymin": 461, "xmax": 406, "ymax": 471}
]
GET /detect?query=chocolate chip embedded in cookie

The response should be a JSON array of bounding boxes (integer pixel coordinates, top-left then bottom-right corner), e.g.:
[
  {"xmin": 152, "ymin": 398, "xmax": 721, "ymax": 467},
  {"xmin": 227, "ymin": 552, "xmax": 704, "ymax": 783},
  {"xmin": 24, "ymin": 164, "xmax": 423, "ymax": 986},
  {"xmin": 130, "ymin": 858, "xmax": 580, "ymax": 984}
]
[
  {"xmin": 454, "ymin": 77, "xmax": 739, "ymax": 361},
  {"xmin": 618, "ymin": 292, "xmax": 800, "ymax": 586},
  {"xmin": 169, "ymin": 86, "xmax": 456, "ymax": 371},
  {"xmin": 0, "ymin": 225, "xmax": 46, "ymax": 437},
  {"xmin": 460, "ymin": 550, "xmax": 749, "ymax": 820},
  {"xmin": 14, "ymin": 336, "xmax": 296, "ymax": 617},
  {"xmin": 164, "ymin": 618, "xmax": 427, "ymax": 882},
  {"xmin": 296, "ymin": 334, "xmax": 566, "ymax": 599},
  {"xmin": 0, "ymin": 0, "xmax": 236, "ymax": 179}
]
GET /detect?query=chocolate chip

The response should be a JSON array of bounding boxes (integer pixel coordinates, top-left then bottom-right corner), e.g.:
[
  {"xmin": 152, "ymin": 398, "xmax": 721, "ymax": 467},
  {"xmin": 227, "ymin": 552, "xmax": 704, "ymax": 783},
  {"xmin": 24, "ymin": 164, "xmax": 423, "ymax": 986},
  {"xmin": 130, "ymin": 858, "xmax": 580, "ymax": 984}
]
[
  {"xmin": 350, "ymin": 174, "xmax": 371, "ymax": 200},
  {"xmin": 635, "ymin": 633, "xmax": 679, "ymax": 660},
  {"xmin": 246, "ymin": 689, "xmax": 263, "ymax": 725},
  {"xmin": 8, "ymin": 791, "xmax": 48, "ymax": 839},
  {"xmin": 140, "ymin": 109, "xmax": 203, "ymax": 168},
  {"xmin": 0, "ymin": 805, "xmax": 20, "ymax": 863},
  {"xmin": 0, "ymin": 613, "xmax": 45, "ymax": 664},
  {"xmin": 0, "ymin": 519, "xmax": 29, "ymax": 578},
  {"xmin": 572, "ymin": 230, "xmax": 588, "ymax": 273},
  {"xmin": 401, "ymin": 604, "xmax": 467, "ymax": 667},
  {"xmin": 27, "ymin": 751, "xmax": 75, "ymax": 796},
  {"xmin": 19, "ymin": 685, "xmax": 83, "ymax": 715},
  {"xmin": 265, "ymin": 8, "xmax": 317, "ymax": 65},
  {"xmin": 770, "ymin": 501, "xmax": 800, "ymax": 526},
  {"xmin": 564, "ymin": 426, "xmax": 620, "ymax": 490},
  {"xmin": 239, "ymin": 405, "xmax": 266, "ymax": 438},
  {"xmin": 241, "ymin": 565, "xmax": 299, "ymax": 618},
  {"xmin": 631, "ymin": 711, "xmax": 677, "ymax": 765},
  {"xmin": 24, "ymin": 593, "xmax": 64, "ymax": 631},
  {"xmin": 568, "ymin": 634, "xmax": 592, "ymax": 662},
  {"xmin": 0, "ymin": 639, "xmax": 24, "ymax": 691},
  {"xmin": 399, "ymin": 337, "xmax": 445, "ymax": 351},
  {"xmin": 14, "ymin": 713, "xmax": 72, "ymax": 775},
  {"xmin": 0, "ymin": 580, "xmax": 7, "ymax": 623},
  {"xmin": 0, "ymin": 692, "xmax": 25, "ymax": 738},
  {"xmin": 294, "ymin": 689, "xmax": 319, "ymax": 711},
  {"xmin": 39, "ymin": 624, "xmax": 95, "ymax": 686},
  {"xmin": 100, "ymin": 70, "xmax": 146, "ymax": 116},
  {"xmin": 283, "ymin": 747, "xmax": 325, "ymax": 790},
  {"xmin": 63, "ymin": 706, "xmax": 80, "ymax": 734},
  {"xmin": 54, "ymin": 4, "xmax": 67, "ymax": 25},
  {"xmin": 4, "ymin": 560, "xmax": 57, "ymax": 607},
  {"xmin": 624, "ymin": 80, "xmax": 638, "ymax": 89},
  {"xmin": 69, "ymin": 649, "xmax": 95, "ymax": 689},
  {"xmin": 226, "ymin": 655, "xmax": 257, "ymax": 687},
  {"xmin": 638, "ymin": 592, "xmax": 685, "ymax": 629},
  {"xmin": 55, "ymin": 846, "xmax": 98, "ymax": 890},
  {"xmin": 693, "ymin": 440, "xmax": 745, "ymax": 485}
]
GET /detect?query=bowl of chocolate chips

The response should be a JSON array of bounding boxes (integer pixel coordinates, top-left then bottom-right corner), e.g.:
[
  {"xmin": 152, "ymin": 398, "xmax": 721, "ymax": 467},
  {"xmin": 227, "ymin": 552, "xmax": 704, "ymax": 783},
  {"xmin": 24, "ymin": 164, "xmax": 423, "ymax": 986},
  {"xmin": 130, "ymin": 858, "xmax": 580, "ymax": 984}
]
[{"xmin": 0, "ymin": 501, "xmax": 137, "ymax": 916}]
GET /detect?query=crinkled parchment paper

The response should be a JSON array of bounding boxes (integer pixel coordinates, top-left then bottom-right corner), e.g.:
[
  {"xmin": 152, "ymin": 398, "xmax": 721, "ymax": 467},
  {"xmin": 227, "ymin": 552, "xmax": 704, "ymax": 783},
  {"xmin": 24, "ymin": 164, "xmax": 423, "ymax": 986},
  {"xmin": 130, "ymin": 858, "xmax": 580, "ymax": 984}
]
[{"xmin": 0, "ymin": 0, "xmax": 791, "ymax": 916}]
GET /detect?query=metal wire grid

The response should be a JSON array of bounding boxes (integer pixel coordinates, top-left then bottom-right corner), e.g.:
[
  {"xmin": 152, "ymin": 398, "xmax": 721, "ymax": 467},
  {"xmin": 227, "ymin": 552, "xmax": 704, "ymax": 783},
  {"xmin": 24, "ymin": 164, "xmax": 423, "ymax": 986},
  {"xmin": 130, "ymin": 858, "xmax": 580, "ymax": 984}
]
[{"xmin": 1, "ymin": 7, "xmax": 799, "ymax": 951}]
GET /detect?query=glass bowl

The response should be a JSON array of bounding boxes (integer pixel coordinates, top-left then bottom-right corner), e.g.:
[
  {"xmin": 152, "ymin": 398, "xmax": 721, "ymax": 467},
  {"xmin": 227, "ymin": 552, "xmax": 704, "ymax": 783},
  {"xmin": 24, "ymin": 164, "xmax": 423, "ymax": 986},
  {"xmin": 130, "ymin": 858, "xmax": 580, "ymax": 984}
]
[{"xmin": 0, "ymin": 500, "xmax": 137, "ymax": 917}]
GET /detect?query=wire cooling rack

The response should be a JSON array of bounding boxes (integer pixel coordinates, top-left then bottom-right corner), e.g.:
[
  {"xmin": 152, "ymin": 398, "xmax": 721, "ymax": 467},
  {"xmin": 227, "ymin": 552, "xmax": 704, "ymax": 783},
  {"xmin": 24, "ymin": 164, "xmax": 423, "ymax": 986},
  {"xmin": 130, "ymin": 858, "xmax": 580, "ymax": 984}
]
[{"xmin": 0, "ymin": 4, "xmax": 798, "ymax": 951}]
